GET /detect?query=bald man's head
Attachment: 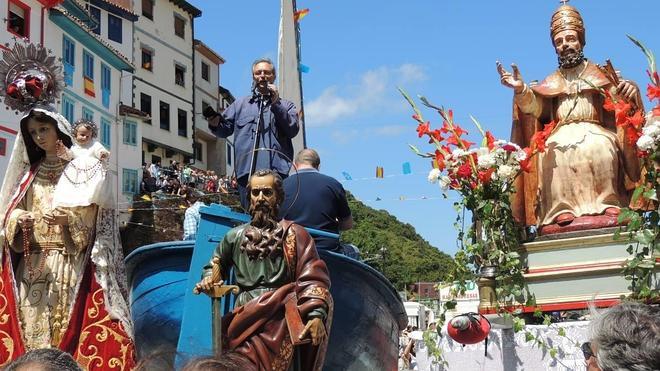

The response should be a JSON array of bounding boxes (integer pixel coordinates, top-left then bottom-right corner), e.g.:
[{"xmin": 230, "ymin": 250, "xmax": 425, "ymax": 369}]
[{"xmin": 294, "ymin": 149, "xmax": 320, "ymax": 169}]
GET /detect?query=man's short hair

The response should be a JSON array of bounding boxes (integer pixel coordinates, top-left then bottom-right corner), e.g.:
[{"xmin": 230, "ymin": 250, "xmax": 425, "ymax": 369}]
[
  {"xmin": 5, "ymin": 348, "xmax": 83, "ymax": 371},
  {"xmin": 590, "ymin": 302, "xmax": 660, "ymax": 371},
  {"xmin": 295, "ymin": 148, "xmax": 320, "ymax": 169},
  {"xmin": 252, "ymin": 58, "xmax": 276, "ymax": 79}
]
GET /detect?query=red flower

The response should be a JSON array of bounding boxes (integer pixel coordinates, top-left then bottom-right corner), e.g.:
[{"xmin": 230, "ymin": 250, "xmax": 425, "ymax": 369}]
[
  {"xmin": 627, "ymin": 110, "xmax": 645, "ymax": 129},
  {"xmin": 456, "ymin": 163, "xmax": 472, "ymax": 178},
  {"xmin": 638, "ymin": 150, "xmax": 649, "ymax": 158},
  {"xmin": 434, "ymin": 150, "xmax": 446, "ymax": 171},
  {"xmin": 520, "ymin": 147, "xmax": 533, "ymax": 172},
  {"xmin": 428, "ymin": 129, "xmax": 444, "ymax": 143},
  {"xmin": 502, "ymin": 143, "xmax": 518, "ymax": 152},
  {"xmin": 477, "ymin": 168, "xmax": 495, "ymax": 184},
  {"xmin": 469, "ymin": 181, "xmax": 478, "ymax": 190},
  {"xmin": 412, "ymin": 114, "xmax": 423, "ymax": 123},
  {"xmin": 485, "ymin": 131, "xmax": 496, "ymax": 150},
  {"xmin": 453, "ymin": 125, "xmax": 468, "ymax": 137},
  {"xmin": 653, "ymin": 105, "xmax": 660, "ymax": 117},
  {"xmin": 625, "ymin": 126, "xmax": 641, "ymax": 146},
  {"xmin": 647, "ymin": 84, "xmax": 660, "ymax": 102},
  {"xmin": 460, "ymin": 139, "xmax": 475, "ymax": 149},
  {"xmin": 416, "ymin": 121, "xmax": 430, "ymax": 137}
]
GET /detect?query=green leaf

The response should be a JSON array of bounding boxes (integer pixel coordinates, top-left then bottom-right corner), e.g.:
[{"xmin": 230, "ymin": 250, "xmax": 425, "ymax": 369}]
[
  {"xmin": 558, "ymin": 327, "xmax": 566, "ymax": 337},
  {"xmin": 469, "ymin": 115, "xmax": 486, "ymax": 137},
  {"xmin": 632, "ymin": 187, "xmax": 645, "ymax": 204},
  {"xmin": 627, "ymin": 35, "xmax": 656, "ymax": 76},
  {"xmin": 643, "ymin": 188, "xmax": 658, "ymax": 201},
  {"xmin": 513, "ymin": 317, "xmax": 525, "ymax": 332},
  {"xmin": 398, "ymin": 87, "xmax": 423, "ymax": 120},
  {"xmin": 524, "ymin": 332, "xmax": 535, "ymax": 342},
  {"xmin": 550, "ymin": 348, "xmax": 558, "ymax": 359}
]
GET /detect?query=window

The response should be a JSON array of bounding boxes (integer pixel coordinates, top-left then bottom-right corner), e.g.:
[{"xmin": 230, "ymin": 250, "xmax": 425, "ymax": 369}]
[
  {"xmin": 201, "ymin": 62, "xmax": 209, "ymax": 81},
  {"xmin": 226, "ymin": 142, "xmax": 232, "ymax": 166},
  {"xmin": 194, "ymin": 142, "xmax": 202, "ymax": 161},
  {"xmin": 123, "ymin": 120, "xmax": 137, "ymax": 145},
  {"xmin": 7, "ymin": 0, "xmax": 30, "ymax": 38},
  {"xmin": 174, "ymin": 64, "xmax": 185, "ymax": 86},
  {"xmin": 0, "ymin": 137, "xmax": 7, "ymax": 156},
  {"xmin": 82, "ymin": 107, "xmax": 94, "ymax": 121},
  {"xmin": 89, "ymin": 6, "xmax": 100, "ymax": 34},
  {"xmin": 100, "ymin": 117, "xmax": 111, "ymax": 148},
  {"xmin": 142, "ymin": 0, "xmax": 153, "ymax": 20},
  {"xmin": 201, "ymin": 101, "xmax": 210, "ymax": 121},
  {"xmin": 174, "ymin": 14, "xmax": 185, "ymax": 38},
  {"xmin": 177, "ymin": 109, "xmax": 187, "ymax": 137},
  {"xmin": 122, "ymin": 169, "xmax": 138, "ymax": 194},
  {"xmin": 159, "ymin": 101, "xmax": 170, "ymax": 130},
  {"xmin": 62, "ymin": 36, "xmax": 75, "ymax": 86},
  {"xmin": 62, "ymin": 96, "xmax": 75, "ymax": 124},
  {"xmin": 101, "ymin": 64, "xmax": 111, "ymax": 108},
  {"xmin": 83, "ymin": 50, "xmax": 94, "ymax": 79},
  {"xmin": 107, "ymin": 13, "xmax": 122, "ymax": 43},
  {"xmin": 141, "ymin": 48, "xmax": 153, "ymax": 71},
  {"xmin": 140, "ymin": 93, "xmax": 152, "ymax": 121}
]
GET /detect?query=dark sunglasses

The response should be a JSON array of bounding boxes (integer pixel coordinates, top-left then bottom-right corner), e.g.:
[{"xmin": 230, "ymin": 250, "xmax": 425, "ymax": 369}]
[
  {"xmin": 581, "ymin": 342, "xmax": 594, "ymax": 360},
  {"xmin": 251, "ymin": 188, "xmax": 274, "ymax": 197}
]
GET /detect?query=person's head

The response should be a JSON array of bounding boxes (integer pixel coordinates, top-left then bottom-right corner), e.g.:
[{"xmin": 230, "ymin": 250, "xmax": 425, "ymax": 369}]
[
  {"xmin": 294, "ymin": 148, "xmax": 321, "ymax": 170},
  {"xmin": 4, "ymin": 348, "xmax": 83, "ymax": 371},
  {"xmin": 21, "ymin": 109, "xmax": 73, "ymax": 164},
  {"xmin": 181, "ymin": 353, "xmax": 256, "ymax": 371},
  {"xmin": 246, "ymin": 169, "xmax": 284, "ymax": 225},
  {"xmin": 550, "ymin": 4, "xmax": 586, "ymax": 68},
  {"xmin": 251, "ymin": 58, "xmax": 276, "ymax": 90},
  {"xmin": 589, "ymin": 302, "xmax": 660, "ymax": 371},
  {"xmin": 72, "ymin": 119, "xmax": 98, "ymax": 146}
]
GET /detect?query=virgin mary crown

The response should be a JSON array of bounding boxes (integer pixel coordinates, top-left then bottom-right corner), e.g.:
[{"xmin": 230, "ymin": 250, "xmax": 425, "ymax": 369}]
[{"xmin": 550, "ymin": 2, "xmax": 586, "ymax": 46}]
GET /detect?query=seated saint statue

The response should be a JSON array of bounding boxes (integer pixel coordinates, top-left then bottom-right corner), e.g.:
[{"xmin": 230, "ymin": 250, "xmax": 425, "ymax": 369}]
[
  {"xmin": 497, "ymin": 2, "xmax": 643, "ymax": 235},
  {"xmin": 195, "ymin": 169, "xmax": 333, "ymax": 371}
]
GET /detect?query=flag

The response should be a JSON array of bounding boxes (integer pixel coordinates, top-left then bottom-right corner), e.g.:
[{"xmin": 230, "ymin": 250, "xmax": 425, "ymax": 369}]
[
  {"xmin": 140, "ymin": 194, "xmax": 151, "ymax": 201},
  {"xmin": 294, "ymin": 8, "xmax": 310, "ymax": 22},
  {"xmin": 341, "ymin": 171, "xmax": 352, "ymax": 180},
  {"xmin": 402, "ymin": 162, "xmax": 412, "ymax": 174},
  {"xmin": 299, "ymin": 63, "xmax": 310, "ymax": 73},
  {"xmin": 84, "ymin": 76, "xmax": 95, "ymax": 97},
  {"xmin": 376, "ymin": 166, "xmax": 384, "ymax": 178},
  {"xmin": 399, "ymin": 195, "xmax": 405, "ymax": 200},
  {"xmin": 375, "ymin": 197, "xmax": 382, "ymax": 201}
]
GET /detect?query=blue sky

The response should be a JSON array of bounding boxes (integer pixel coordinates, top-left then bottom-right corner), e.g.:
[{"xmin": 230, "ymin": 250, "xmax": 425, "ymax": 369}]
[{"xmin": 189, "ymin": 0, "xmax": 659, "ymax": 255}]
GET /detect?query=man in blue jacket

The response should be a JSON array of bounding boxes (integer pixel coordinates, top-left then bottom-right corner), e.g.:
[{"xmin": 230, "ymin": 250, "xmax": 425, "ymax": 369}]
[{"xmin": 206, "ymin": 58, "xmax": 299, "ymax": 209}]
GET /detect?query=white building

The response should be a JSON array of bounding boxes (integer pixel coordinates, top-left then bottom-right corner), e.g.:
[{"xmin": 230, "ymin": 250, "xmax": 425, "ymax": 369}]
[
  {"xmin": 132, "ymin": 0, "xmax": 200, "ymax": 169},
  {"xmin": 438, "ymin": 281, "xmax": 480, "ymax": 320},
  {"xmin": 0, "ymin": 0, "xmax": 142, "ymax": 206},
  {"xmin": 404, "ymin": 301, "xmax": 435, "ymax": 330}
]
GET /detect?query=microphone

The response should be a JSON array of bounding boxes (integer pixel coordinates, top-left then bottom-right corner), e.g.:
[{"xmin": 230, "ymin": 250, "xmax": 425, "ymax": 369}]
[{"xmin": 252, "ymin": 80, "xmax": 271, "ymax": 101}]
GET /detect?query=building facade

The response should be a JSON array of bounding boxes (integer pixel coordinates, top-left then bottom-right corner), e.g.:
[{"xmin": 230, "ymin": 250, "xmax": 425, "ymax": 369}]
[{"xmin": 132, "ymin": 0, "xmax": 200, "ymax": 170}]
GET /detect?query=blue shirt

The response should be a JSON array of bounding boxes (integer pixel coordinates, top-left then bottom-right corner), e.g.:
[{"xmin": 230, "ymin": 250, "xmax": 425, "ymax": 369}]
[
  {"xmin": 211, "ymin": 95, "xmax": 299, "ymax": 178},
  {"xmin": 182, "ymin": 201, "xmax": 205, "ymax": 240},
  {"xmin": 281, "ymin": 168, "xmax": 351, "ymax": 251}
]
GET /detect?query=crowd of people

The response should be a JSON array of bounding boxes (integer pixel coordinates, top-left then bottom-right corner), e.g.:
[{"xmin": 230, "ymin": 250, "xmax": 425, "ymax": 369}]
[{"xmin": 140, "ymin": 160, "xmax": 238, "ymax": 198}]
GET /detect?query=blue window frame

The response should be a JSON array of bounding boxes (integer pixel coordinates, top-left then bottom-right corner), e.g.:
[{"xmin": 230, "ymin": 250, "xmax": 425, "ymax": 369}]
[
  {"xmin": 62, "ymin": 36, "xmax": 75, "ymax": 86},
  {"xmin": 101, "ymin": 117, "xmax": 111, "ymax": 148},
  {"xmin": 122, "ymin": 168, "xmax": 138, "ymax": 194},
  {"xmin": 82, "ymin": 107, "xmax": 93, "ymax": 121},
  {"xmin": 83, "ymin": 50, "xmax": 94, "ymax": 80},
  {"xmin": 123, "ymin": 120, "xmax": 137, "ymax": 146},
  {"xmin": 108, "ymin": 13, "xmax": 122, "ymax": 43},
  {"xmin": 89, "ymin": 6, "xmax": 101, "ymax": 34},
  {"xmin": 101, "ymin": 64, "xmax": 111, "ymax": 108},
  {"xmin": 62, "ymin": 96, "xmax": 75, "ymax": 124}
]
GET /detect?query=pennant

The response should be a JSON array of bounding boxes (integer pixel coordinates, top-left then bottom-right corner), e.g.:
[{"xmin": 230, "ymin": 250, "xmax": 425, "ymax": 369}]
[
  {"xmin": 294, "ymin": 8, "xmax": 310, "ymax": 22},
  {"xmin": 299, "ymin": 63, "xmax": 310, "ymax": 73},
  {"xmin": 399, "ymin": 195, "xmax": 406, "ymax": 201},
  {"xmin": 341, "ymin": 171, "xmax": 353, "ymax": 181},
  {"xmin": 140, "ymin": 194, "xmax": 152, "ymax": 201},
  {"xmin": 375, "ymin": 197, "xmax": 382, "ymax": 201},
  {"xmin": 402, "ymin": 162, "xmax": 412, "ymax": 175},
  {"xmin": 84, "ymin": 76, "xmax": 95, "ymax": 97},
  {"xmin": 376, "ymin": 166, "xmax": 384, "ymax": 178}
]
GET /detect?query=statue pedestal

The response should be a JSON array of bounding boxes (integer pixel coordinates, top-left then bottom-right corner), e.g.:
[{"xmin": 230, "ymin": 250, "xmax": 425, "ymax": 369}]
[{"xmin": 521, "ymin": 229, "xmax": 659, "ymax": 311}]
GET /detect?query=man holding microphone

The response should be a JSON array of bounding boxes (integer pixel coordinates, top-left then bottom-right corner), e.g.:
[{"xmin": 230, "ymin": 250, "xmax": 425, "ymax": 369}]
[{"xmin": 205, "ymin": 58, "xmax": 299, "ymax": 209}]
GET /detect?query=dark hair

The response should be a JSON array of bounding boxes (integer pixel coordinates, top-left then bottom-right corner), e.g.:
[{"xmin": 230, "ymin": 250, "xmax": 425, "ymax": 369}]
[
  {"xmin": 182, "ymin": 354, "xmax": 256, "ymax": 371},
  {"xmin": 20, "ymin": 110, "xmax": 72, "ymax": 165},
  {"xmin": 4, "ymin": 348, "xmax": 83, "ymax": 371}
]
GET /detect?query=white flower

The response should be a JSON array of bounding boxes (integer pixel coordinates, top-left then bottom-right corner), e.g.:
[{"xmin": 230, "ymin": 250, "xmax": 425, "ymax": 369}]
[
  {"xmin": 642, "ymin": 121, "xmax": 660, "ymax": 138},
  {"xmin": 477, "ymin": 153, "xmax": 497, "ymax": 169},
  {"xmin": 427, "ymin": 168, "xmax": 442, "ymax": 183},
  {"xmin": 496, "ymin": 164, "xmax": 516, "ymax": 179},
  {"xmin": 636, "ymin": 134, "xmax": 655, "ymax": 151},
  {"xmin": 439, "ymin": 176, "xmax": 452, "ymax": 191},
  {"xmin": 513, "ymin": 149, "xmax": 527, "ymax": 162},
  {"xmin": 451, "ymin": 148, "xmax": 467, "ymax": 159}
]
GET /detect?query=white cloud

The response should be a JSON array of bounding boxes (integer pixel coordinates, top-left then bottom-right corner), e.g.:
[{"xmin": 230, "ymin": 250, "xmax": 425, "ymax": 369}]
[
  {"xmin": 330, "ymin": 129, "xmax": 361, "ymax": 144},
  {"xmin": 373, "ymin": 125, "xmax": 408, "ymax": 136},
  {"xmin": 305, "ymin": 64, "xmax": 427, "ymax": 127}
]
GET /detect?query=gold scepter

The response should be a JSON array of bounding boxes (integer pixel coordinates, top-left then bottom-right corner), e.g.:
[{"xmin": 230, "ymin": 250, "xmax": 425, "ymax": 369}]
[{"xmin": 193, "ymin": 257, "xmax": 239, "ymax": 356}]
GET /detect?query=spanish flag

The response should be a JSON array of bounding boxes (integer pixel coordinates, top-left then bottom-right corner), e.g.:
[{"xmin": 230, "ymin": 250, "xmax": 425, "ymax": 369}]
[
  {"xmin": 84, "ymin": 76, "xmax": 95, "ymax": 97},
  {"xmin": 294, "ymin": 8, "xmax": 310, "ymax": 22},
  {"xmin": 376, "ymin": 166, "xmax": 384, "ymax": 178}
]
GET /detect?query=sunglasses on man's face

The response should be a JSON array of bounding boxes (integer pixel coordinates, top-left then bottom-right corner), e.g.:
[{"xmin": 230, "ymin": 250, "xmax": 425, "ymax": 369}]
[
  {"xmin": 581, "ymin": 342, "xmax": 594, "ymax": 360},
  {"xmin": 251, "ymin": 188, "xmax": 274, "ymax": 197}
]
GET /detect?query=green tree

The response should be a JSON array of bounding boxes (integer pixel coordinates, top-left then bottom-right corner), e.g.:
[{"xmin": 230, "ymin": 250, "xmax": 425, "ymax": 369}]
[{"xmin": 341, "ymin": 192, "xmax": 454, "ymax": 290}]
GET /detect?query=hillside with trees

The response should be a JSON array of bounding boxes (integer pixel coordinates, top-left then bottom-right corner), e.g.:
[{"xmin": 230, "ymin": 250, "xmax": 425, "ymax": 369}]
[{"xmin": 341, "ymin": 192, "xmax": 454, "ymax": 291}]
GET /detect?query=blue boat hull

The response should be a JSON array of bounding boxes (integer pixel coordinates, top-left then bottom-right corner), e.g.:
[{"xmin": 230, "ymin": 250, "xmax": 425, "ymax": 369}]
[{"xmin": 125, "ymin": 204, "xmax": 407, "ymax": 370}]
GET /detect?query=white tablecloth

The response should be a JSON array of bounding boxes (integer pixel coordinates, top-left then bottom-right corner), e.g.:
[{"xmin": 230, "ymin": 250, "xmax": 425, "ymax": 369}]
[{"xmin": 411, "ymin": 321, "xmax": 590, "ymax": 371}]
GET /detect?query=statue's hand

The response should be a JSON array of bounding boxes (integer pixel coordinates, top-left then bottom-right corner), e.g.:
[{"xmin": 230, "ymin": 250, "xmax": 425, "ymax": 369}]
[
  {"xmin": 193, "ymin": 276, "xmax": 224, "ymax": 295},
  {"xmin": 300, "ymin": 317, "xmax": 327, "ymax": 346},
  {"xmin": 496, "ymin": 61, "xmax": 525, "ymax": 94},
  {"xmin": 616, "ymin": 80, "xmax": 639, "ymax": 102}
]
